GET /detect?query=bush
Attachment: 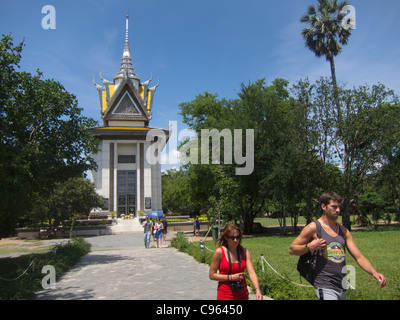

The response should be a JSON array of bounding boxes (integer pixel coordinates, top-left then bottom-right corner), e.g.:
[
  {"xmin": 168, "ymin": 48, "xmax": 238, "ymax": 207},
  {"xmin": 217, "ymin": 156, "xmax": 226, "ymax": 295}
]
[
  {"xmin": 166, "ymin": 219, "xmax": 187, "ymax": 223},
  {"xmin": 171, "ymin": 234, "xmax": 213, "ymax": 265},
  {"xmin": 88, "ymin": 215, "xmax": 108, "ymax": 220},
  {"xmin": 0, "ymin": 237, "xmax": 91, "ymax": 300},
  {"xmin": 250, "ymin": 258, "xmax": 315, "ymax": 300}
]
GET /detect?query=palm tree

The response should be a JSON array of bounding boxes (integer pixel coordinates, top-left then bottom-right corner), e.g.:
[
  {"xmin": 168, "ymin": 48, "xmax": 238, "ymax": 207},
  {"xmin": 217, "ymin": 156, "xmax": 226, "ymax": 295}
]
[
  {"xmin": 301, "ymin": 0, "xmax": 353, "ymax": 230},
  {"xmin": 300, "ymin": 0, "xmax": 351, "ymax": 93}
]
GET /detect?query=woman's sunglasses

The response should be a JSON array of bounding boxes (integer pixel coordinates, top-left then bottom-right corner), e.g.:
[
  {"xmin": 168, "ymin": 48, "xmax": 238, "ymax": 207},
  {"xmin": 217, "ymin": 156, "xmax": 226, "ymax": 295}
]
[{"xmin": 227, "ymin": 235, "xmax": 240, "ymax": 240}]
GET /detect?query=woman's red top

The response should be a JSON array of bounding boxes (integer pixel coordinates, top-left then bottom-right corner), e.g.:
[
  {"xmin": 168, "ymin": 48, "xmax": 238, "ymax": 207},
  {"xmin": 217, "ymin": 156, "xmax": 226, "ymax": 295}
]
[{"xmin": 217, "ymin": 246, "xmax": 248, "ymax": 300}]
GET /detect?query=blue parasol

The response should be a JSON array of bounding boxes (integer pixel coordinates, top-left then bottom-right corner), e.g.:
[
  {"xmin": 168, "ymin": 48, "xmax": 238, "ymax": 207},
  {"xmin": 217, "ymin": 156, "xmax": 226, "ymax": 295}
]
[{"xmin": 146, "ymin": 210, "xmax": 164, "ymax": 219}]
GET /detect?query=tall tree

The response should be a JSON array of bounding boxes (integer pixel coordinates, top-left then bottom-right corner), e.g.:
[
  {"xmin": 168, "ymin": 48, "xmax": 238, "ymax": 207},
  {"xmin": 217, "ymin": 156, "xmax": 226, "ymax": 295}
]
[
  {"xmin": 298, "ymin": 77, "xmax": 400, "ymax": 229},
  {"xmin": 179, "ymin": 79, "xmax": 310, "ymax": 233},
  {"xmin": 300, "ymin": 0, "xmax": 351, "ymax": 138},
  {"xmin": 337, "ymin": 84, "xmax": 400, "ymax": 229},
  {"xmin": 300, "ymin": 0, "xmax": 351, "ymax": 92},
  {"xmin": 0, "ymin": 35, "xmax": 99, "ymax": 236}
]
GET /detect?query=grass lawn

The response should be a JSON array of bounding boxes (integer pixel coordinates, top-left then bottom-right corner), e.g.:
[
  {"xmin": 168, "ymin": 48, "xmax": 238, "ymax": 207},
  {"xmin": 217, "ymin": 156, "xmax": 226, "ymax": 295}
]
[
  {"xmin": 0, "ymin": 239, "xmax": 52, "ymax": 257},
  {"xmin": 202, "ymin": 225, "xmax": 400, "ymax": 300}
]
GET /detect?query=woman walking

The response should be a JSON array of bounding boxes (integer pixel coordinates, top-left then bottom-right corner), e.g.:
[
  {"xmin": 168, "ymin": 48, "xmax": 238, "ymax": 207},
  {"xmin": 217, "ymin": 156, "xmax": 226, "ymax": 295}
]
[
  {"xmin": 209, "ymin": 223, "xmax": 263, "ymax": 300},
  {"xmin": 154, "ymin": 218, "xmax": 164, "ymax": 248},
  {"xmin": 162, "ymin": 216, "xmax": 168, "ymax": 241}
]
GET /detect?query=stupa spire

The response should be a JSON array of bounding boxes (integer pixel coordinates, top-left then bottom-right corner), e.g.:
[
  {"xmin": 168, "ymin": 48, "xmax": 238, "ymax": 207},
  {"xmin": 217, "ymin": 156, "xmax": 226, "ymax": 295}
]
[
  {"xmin": 123, "ymin": 11, "xmax": 130, "ymax": 58},
  {"xmin": 114, "ymin": 11, "xmax": 139, "ymax": 86}
]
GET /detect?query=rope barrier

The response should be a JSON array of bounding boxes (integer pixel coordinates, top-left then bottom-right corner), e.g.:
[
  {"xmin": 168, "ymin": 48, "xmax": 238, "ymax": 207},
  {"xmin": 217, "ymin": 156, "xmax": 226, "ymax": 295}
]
[
  {"xmin": 203, "ymin": 244, "xmax": 215, "ymax": 253},
  {"xmin": 198, "ymin": 238, "xmax": 313, "ymax": 288},
  {"xmin": 0, "ymin": 260, "xmax": 35, "ymax": 282},
  {"xmin": 200, "ymin": 240, "xmax": 313, "ymax": 288},
  {"xmin": 0, "ymin": 241, "xmax": 62, "ymax": 282},
  {"xmin": 259, "ymin": 255, "xmax": 314, "ymax": 288},
  {"xmin": 184, "ymin": 234, "xmax": 352, "ymax": 290},
  {"xmin": 181, "ymin": 234, "xmax": 356, "ymax": 292}
]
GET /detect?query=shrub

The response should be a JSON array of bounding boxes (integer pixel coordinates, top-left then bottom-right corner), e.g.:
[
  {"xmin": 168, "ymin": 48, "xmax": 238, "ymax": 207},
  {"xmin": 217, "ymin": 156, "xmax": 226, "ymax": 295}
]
[
  {"xmin": 170, "ymin": 233, "xmax": 190, "ymax": 251},
  {"xmin": 250, "ymin": 259, "xmax": 315, "ymax": 300},
  {"xmin": 170, "ymin": 234, "xmax": 213, "ymax": 265},
  {"xmin": 88, "ymin": 215, "xmax": 108, "ymax": 220},
  {"xmin": 0, "ymin": 237, "xmax": 91, "ymax": 300}
]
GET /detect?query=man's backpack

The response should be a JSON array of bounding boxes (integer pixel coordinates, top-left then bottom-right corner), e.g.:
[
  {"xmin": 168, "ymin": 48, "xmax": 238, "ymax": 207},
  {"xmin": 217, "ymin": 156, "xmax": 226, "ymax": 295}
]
[{"xmin": 297, "ymin": 220, "xmax": 322, "ymax": 286}]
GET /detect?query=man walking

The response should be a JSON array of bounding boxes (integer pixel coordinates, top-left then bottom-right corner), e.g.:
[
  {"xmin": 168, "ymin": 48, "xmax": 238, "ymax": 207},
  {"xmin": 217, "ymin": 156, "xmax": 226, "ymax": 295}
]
[
  {"xmin": 142, "ymin": 217, "xmax": 153, "ymax": 248},
  {"xmin": 289, "ymin": 191, "xmax": 386, "ymax": 300}
]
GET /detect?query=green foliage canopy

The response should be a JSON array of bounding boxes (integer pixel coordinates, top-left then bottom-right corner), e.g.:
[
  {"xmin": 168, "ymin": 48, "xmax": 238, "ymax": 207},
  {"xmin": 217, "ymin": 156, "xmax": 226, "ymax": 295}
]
[{"xmin": 0, "ymin": 34, "xmax": 100, "ymax": 235}]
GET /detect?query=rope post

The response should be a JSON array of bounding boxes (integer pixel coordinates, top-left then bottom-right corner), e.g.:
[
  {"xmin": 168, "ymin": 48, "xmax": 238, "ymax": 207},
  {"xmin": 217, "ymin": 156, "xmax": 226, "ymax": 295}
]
[
  {"xmin": 199, "ymin": 240, "xmax": 205, "ymax": 252},
  {"xmin": 260, "ymin": 254, "xmax": 265, "ymax": 273}
]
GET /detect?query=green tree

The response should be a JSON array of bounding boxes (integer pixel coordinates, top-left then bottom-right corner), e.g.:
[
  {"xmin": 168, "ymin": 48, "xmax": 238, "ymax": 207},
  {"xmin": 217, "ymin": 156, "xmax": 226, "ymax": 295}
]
[
  {"xmin": 0, "ymin": 34, "xmax": 99, "ymax": 236},
  {"xmin": 178, "ymin": 76, "xmax": 399, "ymax": 234},
  {"xmin": 235, "ymin": 79, "xmax": 296, "ymax": 234},
  {"xmin": 377, "ymin": 147, "xmax": 400, "ymax": 221},
  {"xmin": 31, "ymin": 177, "xmax": 105, "ymax": 231},
  {"xmin": 290, "ymin": 78, "xmax": 344, "ymax": 225},
  {"xmin": 161, "ymin": 168, "xmax": 200, "ymax": 215},
  {"xmin": 179, "ymin": 79, "xmax": 314, "ymax": 233},
  {"xmin": 336, "ymin": 83, "xmax": 399, "ymax": 229},
  {"xmin": 298, "ymin": 77, "xmax": 400, "ymax": 229}
]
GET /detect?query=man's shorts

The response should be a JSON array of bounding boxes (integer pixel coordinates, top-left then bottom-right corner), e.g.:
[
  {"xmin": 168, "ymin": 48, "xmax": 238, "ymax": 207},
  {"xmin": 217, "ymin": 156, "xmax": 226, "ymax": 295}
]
[{"xmin": 315, "ymin": 288, "xmax": 346, "ymax": 300}]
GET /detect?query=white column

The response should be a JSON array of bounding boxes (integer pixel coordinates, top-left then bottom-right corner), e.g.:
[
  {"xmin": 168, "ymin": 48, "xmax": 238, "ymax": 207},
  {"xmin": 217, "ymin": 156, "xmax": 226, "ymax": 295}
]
[
  {"xmin": 101, "ymin": 141, "xmax": 110, "ymax": 199},
  {"xmin": 144, "ymin": 141, "xmax": 152, "ymax": 210},
  {"xmin": 113, "ymin": 142, "xmax": 118, "ymax": 214},
  {"xmin": 136, "ymin": 142, "xmax": 141, "ymax": 213}
]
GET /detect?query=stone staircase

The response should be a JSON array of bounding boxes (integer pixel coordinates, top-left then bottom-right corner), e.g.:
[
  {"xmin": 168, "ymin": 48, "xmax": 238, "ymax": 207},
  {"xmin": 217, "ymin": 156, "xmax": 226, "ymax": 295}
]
[{"xmin": 108, "ymin": 218, "xmax": 143, "ymax": 234}]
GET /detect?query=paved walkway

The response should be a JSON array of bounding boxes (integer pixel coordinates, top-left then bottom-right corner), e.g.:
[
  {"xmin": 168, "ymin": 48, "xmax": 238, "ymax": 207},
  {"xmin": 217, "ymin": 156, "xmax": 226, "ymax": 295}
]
[{"xmin": 34, "ymin": 233, "xmax": 262, "ymax": 300}]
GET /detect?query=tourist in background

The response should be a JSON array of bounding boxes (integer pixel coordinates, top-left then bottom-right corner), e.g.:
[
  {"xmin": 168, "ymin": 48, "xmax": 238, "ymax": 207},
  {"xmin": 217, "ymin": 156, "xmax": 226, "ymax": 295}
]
[
  {"xmin": 154, "ymin": 218, "xmax": 164, "ymax": 248},
  {"xmin": 141, "ymin": 217, "xmax": 153, "ymax": 248},
  {"xmin": 162, "ymin": 216, "xmax": 168, "ymax": 241},
  {"xmin": 193, "ymin": 216, "xmax": 200, "ymax": 236}
]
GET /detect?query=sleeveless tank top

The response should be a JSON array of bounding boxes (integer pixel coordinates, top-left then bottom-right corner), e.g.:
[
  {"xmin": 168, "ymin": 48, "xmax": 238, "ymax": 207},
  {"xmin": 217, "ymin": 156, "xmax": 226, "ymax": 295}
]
[
  {"xmin": 314, "ymin": 222, "xmax": 347, "ymax": 290},
  {"xmin": 217, "ymin": 246, "xmax": 248, "ymax": 300}
]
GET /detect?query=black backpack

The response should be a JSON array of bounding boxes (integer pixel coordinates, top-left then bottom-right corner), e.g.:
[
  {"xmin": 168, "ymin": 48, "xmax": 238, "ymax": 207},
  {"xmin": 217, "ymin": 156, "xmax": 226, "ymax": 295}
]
[{"xmin": 297, "ymin": 220, "xmax": 322, "ymax": 285}]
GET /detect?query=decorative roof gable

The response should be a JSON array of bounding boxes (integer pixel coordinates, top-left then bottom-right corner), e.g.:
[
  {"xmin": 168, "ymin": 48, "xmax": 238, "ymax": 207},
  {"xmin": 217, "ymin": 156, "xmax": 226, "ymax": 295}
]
[
  {"xmin": 102, "ymin": 77, "xmax": 150, "ymax": 121},
  {"xmin": 114, "ymin": 93, "xmax": 141, "ymax": 115},
  {"xmin": 92, "ymin": 12, "xmax": 159, "ymax": 124}
]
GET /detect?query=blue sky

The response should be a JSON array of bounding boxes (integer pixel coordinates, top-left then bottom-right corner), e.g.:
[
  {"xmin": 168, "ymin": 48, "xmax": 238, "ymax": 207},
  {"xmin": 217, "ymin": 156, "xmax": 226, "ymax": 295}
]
[{"xmin": 1, "ymin": 0, "xmax": 399, "ymax": 171}]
